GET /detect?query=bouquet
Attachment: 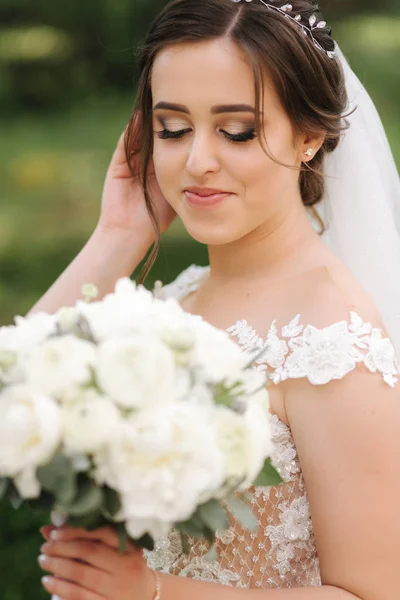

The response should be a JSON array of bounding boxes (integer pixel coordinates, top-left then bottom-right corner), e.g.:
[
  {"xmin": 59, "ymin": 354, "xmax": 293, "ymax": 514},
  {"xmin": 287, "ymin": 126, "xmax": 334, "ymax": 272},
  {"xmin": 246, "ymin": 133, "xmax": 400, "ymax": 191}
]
[{"xmin": 0, "ymin": 278, "xmax": 281, "ymax": 552}]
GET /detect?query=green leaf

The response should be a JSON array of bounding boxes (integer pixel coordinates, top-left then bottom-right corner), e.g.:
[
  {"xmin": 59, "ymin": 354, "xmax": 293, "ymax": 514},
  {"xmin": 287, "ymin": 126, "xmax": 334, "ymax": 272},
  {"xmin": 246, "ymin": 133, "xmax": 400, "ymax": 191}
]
[
  {"xmin": 8, "ymin": 485, "xmax": 24, "ymax": 510},
  {"xmin": 37, "ymin": 454, "xmax": 76, "ymax": 503},
  {"xmin": 0, "ymin": 478, "xmax": 9, "ymax": 501},
  {"xmin": 179, "ymin": 531, "xmax": 191, "ymax": 555},
  {"xmin": 118, "ymin": 524, "xmax": 128, "ymax": 553},
  {"xmin": 253, "ymin": 458, "xmax": 283, "ymax": 487},
  {"xmin": 102, "ymin": 486, "xmax": 122, "ymax": 519},
  {"xmin": 135, "ymin": 533, "xmax": 155, "ymax": 552},
  {"xmin": 198, "ymin": 499, "xmax": 229, "ymax": 532},
  {"xmin": 176, "ymin": 516, "xmax": 205, "ymax": 540},
  {"xmin": 227, "ymin": 497, "xmax": 258, "ymax": 533},
  {"xmin": 58, "ymin": 480, "xmax": 103, "ymax": 517}
]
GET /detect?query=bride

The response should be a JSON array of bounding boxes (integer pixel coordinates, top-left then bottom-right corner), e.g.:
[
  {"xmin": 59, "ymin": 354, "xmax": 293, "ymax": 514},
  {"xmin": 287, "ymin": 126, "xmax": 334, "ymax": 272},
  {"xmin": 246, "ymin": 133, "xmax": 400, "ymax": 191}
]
[{"xmin": 35, "ymin": 0, "xmax": 400, "ymax": 598}]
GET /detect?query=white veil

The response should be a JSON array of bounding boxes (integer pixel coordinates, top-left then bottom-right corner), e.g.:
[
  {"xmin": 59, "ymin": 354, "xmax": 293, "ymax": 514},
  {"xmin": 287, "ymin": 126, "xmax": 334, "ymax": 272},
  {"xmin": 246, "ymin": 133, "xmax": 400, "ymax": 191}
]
[{"xmin": 319, "ymin": 44, "xmax": 400, "ymax": 358}]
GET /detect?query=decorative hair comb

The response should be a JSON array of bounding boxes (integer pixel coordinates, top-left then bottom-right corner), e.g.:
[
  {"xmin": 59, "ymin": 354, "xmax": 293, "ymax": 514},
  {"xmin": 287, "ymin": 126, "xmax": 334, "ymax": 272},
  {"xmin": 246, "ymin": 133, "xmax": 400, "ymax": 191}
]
[{"xmin": 232, "ymin": 0, "xmax": 336, "ymax": 59}]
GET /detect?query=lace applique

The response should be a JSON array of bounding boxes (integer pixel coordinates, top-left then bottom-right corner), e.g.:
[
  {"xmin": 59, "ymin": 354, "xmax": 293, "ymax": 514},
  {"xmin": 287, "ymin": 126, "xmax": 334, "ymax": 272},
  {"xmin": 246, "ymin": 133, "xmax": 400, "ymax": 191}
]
[
  {"xmin": 229, "ymin": 312, "xmax": 399, "ymax": 387},
  {"xmin": 154, "ymin": 265, "xmax": 210, "ymax": 301}
]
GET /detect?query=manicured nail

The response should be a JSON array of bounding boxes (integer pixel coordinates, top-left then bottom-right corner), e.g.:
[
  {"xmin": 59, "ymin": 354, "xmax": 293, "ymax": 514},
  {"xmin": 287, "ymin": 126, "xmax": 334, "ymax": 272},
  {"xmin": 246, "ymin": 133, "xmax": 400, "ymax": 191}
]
[
  {"xmin": 38, "ymin": 554, "xmax": 47, "ymax": 564},
  {"xmin": 41, "ymin": 576, "xmax": 52, "ymax": 585},
  {"xmin": 50, "ymin": 530, "xmax": 61, "ymax": 540}
]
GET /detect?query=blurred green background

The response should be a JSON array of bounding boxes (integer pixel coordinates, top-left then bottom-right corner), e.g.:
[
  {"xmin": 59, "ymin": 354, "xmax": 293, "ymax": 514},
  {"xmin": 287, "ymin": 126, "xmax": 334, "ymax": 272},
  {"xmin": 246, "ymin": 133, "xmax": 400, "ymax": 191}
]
[{"xmin": 0, "ymin": 1, "xmax": 399, "ymax": 598}]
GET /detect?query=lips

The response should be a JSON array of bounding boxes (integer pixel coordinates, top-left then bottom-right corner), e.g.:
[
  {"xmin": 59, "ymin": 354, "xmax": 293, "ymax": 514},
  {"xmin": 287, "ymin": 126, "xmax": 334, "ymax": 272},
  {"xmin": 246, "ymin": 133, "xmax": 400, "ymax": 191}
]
[
  {"xmin": 183, "ymin": 187, "xmax": 232, "ymax": 208},
  {"xmin": 184, "ymin": 187, "xmax": 231, "ymax": 197}
]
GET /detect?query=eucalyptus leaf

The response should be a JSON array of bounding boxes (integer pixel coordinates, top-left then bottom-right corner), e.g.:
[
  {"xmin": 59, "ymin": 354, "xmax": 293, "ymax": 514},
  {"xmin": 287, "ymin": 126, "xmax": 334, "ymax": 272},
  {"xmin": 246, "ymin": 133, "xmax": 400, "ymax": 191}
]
[
  {"xmin": 59, "ymin": 480, "xmax": 103, "ymax": 517},
  {"xmin": 253, "ymin": 458, "xmax": 283, "ymax": 487},
  {"xmin": 176, "ymin": 519, "xmax": 204, "ymax": 540},
  {"xmin": 102, "ymin": 486, "xmax": 122, "ymax": 519},
  {"xmin": 227, "ymin": 497, "xmax": 258, "ymax": 533},
  {"xmin": 37, "ymin": 454, "xmax": 75, "ymax": 498},
  {"xmin": 198, "ymin": 500, "xmax": 229, "ymax": 532},
  {"xmin": 118, "ymin": 524, "xmax": 128, "ymax": 553}
]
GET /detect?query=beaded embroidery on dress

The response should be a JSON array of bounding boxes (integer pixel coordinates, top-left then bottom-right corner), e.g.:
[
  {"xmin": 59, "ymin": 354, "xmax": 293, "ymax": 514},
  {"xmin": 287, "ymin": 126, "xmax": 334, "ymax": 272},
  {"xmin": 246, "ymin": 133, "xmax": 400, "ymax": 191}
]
[{"xmin": 146, "ymin": 265, "xmax": 399, "ymax": 589}]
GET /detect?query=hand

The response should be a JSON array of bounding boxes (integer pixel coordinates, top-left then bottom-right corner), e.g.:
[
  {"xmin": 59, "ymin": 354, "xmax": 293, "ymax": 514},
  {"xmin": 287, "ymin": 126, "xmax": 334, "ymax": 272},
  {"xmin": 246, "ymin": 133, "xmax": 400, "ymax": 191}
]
[
  {"xmin": 97, "ymin": 116, "xmax": 176, "ymax": 242},
  {"xmin": 39, "ymin": 526, "xmax": 157, "ymax": 600}
]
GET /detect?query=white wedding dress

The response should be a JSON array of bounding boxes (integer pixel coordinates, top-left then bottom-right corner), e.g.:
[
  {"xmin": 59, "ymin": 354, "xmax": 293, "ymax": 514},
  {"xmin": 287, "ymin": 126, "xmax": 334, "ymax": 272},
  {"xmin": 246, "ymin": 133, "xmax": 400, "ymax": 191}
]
[{"xmin": 145, "ymin": 263, "xmax": 399, "ymax": 590}]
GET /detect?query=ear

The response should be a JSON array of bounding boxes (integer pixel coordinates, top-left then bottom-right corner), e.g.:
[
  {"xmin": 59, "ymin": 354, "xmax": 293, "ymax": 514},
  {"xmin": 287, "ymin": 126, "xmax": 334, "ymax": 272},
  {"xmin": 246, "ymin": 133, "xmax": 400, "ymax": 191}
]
[{"xmin": 297, "ymin": 132, "xmax": 326, "ymax": 163}]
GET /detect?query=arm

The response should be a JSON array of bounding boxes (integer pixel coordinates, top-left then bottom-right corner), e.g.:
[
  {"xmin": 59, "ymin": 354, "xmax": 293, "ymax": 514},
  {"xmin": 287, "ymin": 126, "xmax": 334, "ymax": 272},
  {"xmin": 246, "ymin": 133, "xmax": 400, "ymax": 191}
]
[{"xmin": 27, "ymin": 227, "xmax": 152, "ymax": 316}]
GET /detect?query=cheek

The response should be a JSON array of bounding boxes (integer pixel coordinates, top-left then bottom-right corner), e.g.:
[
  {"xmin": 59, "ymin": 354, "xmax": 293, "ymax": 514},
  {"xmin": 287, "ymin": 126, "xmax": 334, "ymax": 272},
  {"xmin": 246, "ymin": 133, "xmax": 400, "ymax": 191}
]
[{"xmin": 153, "ymin": 141, "xmax": 183, "ymax": 184}]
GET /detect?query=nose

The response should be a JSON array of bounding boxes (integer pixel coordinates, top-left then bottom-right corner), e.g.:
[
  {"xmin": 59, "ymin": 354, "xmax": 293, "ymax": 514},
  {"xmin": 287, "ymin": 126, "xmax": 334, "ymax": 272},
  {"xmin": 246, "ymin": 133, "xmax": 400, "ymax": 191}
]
[{"xmin": 185, "ymin": 132, "xmax": 221, "ymax": 178}]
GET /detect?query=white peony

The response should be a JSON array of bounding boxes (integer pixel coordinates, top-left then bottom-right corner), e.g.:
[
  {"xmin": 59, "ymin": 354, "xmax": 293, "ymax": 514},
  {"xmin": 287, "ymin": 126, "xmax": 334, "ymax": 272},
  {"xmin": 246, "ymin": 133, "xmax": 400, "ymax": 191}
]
[
  {"xmin": 0, "ymin": 384, "xmax": 62, "ymax": 498},
  {"xmin": 62, "ymin": 389, "xmax": 121, "ymax": 455},
  {"xmin": 213, "ymin": 406, "xmax": 250, "ymax": 484},
  {"xmin": 22, "ymin": 335, "xmax": 96, "ymax": 401},
  {"xmin": 76, "ymin": 278, "xmax": 155, "ymax": 342},
  {"xmin": 0, "ymin": 313, "xmax": 57, "ymax": 383},
  {"xmin": 191, "ymin": 319, "xmax": 251, "ymax": 383},
  {"xmin": 12, "ymin": 312, "xmax": 57, "ymax": 352},
  {"xmin": 95, "ymin": 403, "xmax": 225, "ymax": 539},
  {"xmin": 214, "ymin": 387, "xmax": 272, "ymax": 492},
  {"xmin": 242, "ymin": 387, "xmax": 273, "ymax": 486},
  {"xmin": 96, "ymin": 335, "xmax": 177, "ymax": 409}
]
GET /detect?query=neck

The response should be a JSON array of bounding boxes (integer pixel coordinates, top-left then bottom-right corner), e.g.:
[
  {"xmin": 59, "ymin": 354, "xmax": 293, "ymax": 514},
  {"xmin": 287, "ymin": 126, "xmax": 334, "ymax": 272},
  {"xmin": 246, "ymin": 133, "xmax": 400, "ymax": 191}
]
[{"xmin": 207, "ymin": 198, "xmax": 321, "ymax": 285}]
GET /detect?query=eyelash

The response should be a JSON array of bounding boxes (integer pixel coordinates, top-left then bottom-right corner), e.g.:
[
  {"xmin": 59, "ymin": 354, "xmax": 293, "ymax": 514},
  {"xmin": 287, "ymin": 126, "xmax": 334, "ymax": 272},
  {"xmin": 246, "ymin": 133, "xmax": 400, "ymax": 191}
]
[{"xmin": 156, "ymin": 127, "xmax": 256, "ymax": 143}]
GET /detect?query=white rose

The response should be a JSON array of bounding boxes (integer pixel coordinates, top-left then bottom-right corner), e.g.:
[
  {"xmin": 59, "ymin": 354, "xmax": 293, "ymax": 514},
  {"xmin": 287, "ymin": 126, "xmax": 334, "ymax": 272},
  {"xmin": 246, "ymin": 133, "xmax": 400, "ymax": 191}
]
[
  {"xmin": 95, "ymin": 403, "xmax": 224, "ymax": 533},
  {"xmin": 96, "ymin": 335, "xmax": 177, "ymax": 409},
  {"xmin": 213, "ymin": 387, "xmax": 272, "ymax": 492},
  {"xmin": 76, "ymin": 278, "xmax": 155, "ymax": 341},
  {"xmin": 242, "ymin": 387, "xmax": 274, "ymax": 486},
  {"xmin": 62, "ymin": 389, "xmax": 121, "ymax": 455},
  {"xmin": 13, "ymin": 312, "xmax": 57, "ymax": 352},
  {"xmin": 14, "ymin": 467, "xmax": 41, "ymax": 499},
  {"xmin": 0, "ymin": 313, "xmax": 56, "ymax": 383},
  {"xmin": 0, "ymin": 384, "xmax": 62, "ymax": 497},
  {"xmin": 191, "ymin": 319, "xmax": 250, "ymax": 383},
  {"xmin": 213, "ymin": 407, "xmax": 250, "ymax": 485},
  {"xmin": 23, "ymin": 335, "xmax": 96, "ymax": 400}
]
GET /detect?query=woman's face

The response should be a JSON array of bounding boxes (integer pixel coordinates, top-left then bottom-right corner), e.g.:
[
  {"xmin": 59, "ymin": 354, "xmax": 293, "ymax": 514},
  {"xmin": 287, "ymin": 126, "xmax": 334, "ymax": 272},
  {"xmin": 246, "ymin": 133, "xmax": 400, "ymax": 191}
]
[{"xmin": 151, "ymin": 37, "xmax": 305, "ymax": 245}]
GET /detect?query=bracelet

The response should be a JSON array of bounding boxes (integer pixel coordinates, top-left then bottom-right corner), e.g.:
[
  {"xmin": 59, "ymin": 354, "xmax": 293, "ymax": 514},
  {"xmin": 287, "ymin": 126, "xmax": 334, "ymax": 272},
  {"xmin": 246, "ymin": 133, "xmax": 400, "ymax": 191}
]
[{"xmin": 153, "ymin": 571, "xmax": 161, "ymax": 600}]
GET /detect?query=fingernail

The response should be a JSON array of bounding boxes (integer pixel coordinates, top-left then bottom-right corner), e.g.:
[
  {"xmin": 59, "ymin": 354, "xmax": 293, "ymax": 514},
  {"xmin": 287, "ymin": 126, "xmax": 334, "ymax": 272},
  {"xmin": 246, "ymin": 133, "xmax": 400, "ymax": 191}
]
[
  {"xmin": 41, "ymin": 543, "xmax": 50, "ymax": 553},
  {"xmin": 41, "ymin": 576, "xmax": 52, "ymax": 585},
  {"xmin": 50, "ymin": 530, "xmax": 61, "ymax": 540},
  {"xmin": 38, "ymin": 554, "xmax": 47, "ymax": 564}
]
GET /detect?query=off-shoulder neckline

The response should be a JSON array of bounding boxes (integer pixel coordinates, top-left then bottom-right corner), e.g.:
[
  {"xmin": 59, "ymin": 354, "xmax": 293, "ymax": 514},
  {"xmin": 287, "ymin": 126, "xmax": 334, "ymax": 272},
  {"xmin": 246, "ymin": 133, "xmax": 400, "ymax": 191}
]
[{"xmin": 157, "ymin": 264, "xmax": 399, "ymax": 388}]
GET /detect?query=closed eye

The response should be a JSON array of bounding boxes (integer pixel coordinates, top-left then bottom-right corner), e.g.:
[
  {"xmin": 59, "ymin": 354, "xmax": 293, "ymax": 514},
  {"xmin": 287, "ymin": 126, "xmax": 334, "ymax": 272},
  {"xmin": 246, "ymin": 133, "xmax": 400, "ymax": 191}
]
[{"xmin": 156, "ymin": 127, "xmax": 256, "ymax": 143}]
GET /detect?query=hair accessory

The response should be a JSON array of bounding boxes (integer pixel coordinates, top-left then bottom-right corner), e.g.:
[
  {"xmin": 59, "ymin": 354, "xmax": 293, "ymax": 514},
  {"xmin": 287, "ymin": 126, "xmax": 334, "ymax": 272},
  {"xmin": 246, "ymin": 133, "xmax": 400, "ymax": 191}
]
[{"xmin": 232, "ymin": 0, "xmax": 336, "ymax": 58}]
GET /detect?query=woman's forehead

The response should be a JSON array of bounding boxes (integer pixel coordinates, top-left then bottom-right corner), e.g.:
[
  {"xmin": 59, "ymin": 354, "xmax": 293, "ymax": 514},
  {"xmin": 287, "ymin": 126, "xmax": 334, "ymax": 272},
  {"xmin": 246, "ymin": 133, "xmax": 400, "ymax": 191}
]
[{"xmin": 151, "ymin": 38, "xmax": 278, "ymax": 111}]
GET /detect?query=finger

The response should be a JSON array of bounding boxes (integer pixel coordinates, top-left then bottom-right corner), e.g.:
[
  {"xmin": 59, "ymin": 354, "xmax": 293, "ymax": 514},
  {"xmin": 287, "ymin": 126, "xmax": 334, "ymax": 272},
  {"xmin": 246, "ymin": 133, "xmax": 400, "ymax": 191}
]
[
  {"xmin": 41, "ymin": 540, "xmax": 119, "ymax": 573},
  {"xmin": 50, "ymin": 526, "xmax": 138, "ymax": 553},
  {"xmin": 42, "ymin": 576, "xmax": 106, "ymax": 600},
  {"xmin": 39, "ymin": 555, "xmax": 112, "ymax": 597},
  {"xmin": 40, "ymin": 525, "xmax": 56, "ymax": 541}
]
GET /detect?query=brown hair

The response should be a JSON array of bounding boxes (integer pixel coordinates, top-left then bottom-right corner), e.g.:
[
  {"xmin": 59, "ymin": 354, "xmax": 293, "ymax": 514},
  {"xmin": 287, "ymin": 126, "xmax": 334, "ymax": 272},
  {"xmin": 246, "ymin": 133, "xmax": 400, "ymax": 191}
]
[{"xmin": 126, "ymin": 0, "xmax": 349, "ymax": 282}]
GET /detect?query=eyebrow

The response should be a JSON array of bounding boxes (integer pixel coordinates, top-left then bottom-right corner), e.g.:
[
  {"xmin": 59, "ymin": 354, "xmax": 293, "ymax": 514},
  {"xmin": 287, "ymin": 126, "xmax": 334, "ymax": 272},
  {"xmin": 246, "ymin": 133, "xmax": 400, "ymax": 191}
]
[{"xmin": 153, "ymin": 102, "xmax": 255, "ymax": 115}]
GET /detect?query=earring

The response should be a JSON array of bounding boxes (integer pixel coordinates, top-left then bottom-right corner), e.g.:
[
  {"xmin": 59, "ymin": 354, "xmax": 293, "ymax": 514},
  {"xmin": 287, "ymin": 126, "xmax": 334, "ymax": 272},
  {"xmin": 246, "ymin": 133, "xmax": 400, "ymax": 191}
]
[{"xmin": 305, "ymin": 148, "xmax": 314, "ymax": 158}]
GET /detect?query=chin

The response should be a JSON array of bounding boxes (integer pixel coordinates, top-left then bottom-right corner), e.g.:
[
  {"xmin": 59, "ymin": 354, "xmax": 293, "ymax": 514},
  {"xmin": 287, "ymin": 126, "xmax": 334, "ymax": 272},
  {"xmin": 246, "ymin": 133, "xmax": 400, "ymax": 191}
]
[{"xmin": 181, "ymin": 219, "xmax": 244, "ymax": 246}]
